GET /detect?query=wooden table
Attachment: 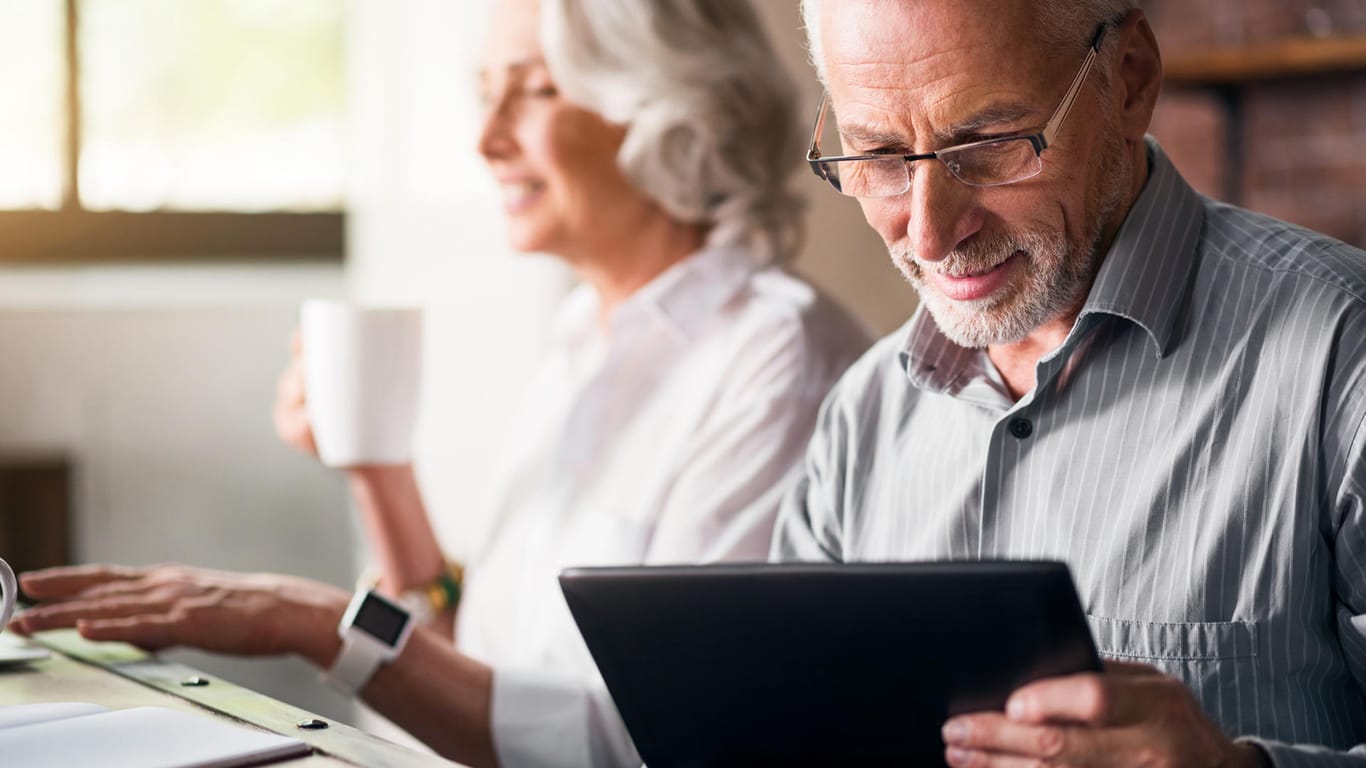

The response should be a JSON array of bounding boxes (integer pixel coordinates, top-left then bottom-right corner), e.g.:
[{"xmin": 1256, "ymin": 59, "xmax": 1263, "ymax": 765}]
[{"xmin": 0, "ymin": 630, "xmax": 458, "ymax": 768}]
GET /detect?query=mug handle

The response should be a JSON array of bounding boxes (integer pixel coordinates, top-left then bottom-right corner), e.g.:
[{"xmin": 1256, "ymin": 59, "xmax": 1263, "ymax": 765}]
[{"xmin": 0, "ymin": 558, "xmax": 16, "ymax": 635}]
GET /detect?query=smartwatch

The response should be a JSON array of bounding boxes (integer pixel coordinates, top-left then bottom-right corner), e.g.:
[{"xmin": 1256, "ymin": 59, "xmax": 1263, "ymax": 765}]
[
  {"xmin": 355, "ymin": 561, "xmax": 464, "ymax": 626},
  {"xmin": 323, "ymin": 588, "xmax": 415, "ymax": 695}
]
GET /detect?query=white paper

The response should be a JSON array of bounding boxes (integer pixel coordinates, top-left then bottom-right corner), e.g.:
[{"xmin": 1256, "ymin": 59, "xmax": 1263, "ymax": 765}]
[
  {"xmin": 0, "ymin": 702, "xmax": 108, "ymax": 730},
  {"xmin": 0, "ymin": 705, "xmax": 311, "ymax": 768}
]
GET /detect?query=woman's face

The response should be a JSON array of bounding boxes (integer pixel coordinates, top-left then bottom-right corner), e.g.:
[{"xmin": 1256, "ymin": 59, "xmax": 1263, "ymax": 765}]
[{"xmin": 477, "ymin": 0, "xmax": 642, "ymax": 257}]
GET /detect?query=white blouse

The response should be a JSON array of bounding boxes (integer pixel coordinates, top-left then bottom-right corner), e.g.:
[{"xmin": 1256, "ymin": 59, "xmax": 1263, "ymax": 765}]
[{"xmin": 453, "ymin": 243, "xmax": 870, "ymax": 767}]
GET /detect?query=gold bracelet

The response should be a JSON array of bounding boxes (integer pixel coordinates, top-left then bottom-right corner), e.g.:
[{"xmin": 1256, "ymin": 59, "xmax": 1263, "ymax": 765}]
[
  {"xmin": 356, "ymin": 560, "xmax": 464, "ymax": 621},
  {"xmin": 423, "ymin": 560, "xmax": 464, "ymax": 615}
]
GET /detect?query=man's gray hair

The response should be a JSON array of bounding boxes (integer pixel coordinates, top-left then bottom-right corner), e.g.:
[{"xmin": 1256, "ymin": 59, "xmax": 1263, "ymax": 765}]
[
  {"xmin": 541, "ymin": 0, "xmax": 805, "ymax": 261},
  {"xmin": 800, "ymin": 0, "xmax": 1139, "ymax": 87}
]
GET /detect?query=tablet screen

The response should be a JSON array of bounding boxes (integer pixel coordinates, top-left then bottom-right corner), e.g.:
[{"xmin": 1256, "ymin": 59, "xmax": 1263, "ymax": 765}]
[{"xmin": 561, "ymin": 561, "xmax": 1099, "ymax": 768}]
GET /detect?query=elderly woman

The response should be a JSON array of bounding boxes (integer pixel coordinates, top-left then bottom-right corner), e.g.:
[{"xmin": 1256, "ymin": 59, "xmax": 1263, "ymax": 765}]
[{"xmin": 15, "ymin": 0, "xmax": 868, "ymax": 766}]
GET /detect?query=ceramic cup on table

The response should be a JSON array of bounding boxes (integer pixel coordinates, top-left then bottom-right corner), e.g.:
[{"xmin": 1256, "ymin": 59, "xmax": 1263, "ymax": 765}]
[
  {"xmin": 299, "ymin": 300, "xmax": 424, "ymax": 468},
  {"xmin": 0, "ymin": 557, "xmax": 16, "ymax": 635}
]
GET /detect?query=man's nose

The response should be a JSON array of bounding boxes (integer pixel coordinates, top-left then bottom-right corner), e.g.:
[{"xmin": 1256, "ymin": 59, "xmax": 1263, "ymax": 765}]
[{"xmin": 904, "ymin": 162, "xmax": 983, "ymax": 263}]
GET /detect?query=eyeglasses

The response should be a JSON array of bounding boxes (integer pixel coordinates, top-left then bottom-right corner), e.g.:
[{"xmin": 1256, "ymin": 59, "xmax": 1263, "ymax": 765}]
[{"xmin": 806, "ymin": 23, "xmax": 1108, "ymax": 198}]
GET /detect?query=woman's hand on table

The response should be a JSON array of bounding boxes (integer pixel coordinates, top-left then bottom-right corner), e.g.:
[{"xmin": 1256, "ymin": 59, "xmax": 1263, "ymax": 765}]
[{"xmin": 13, "ymin": 563, "xmax": 348, "ymax": 667}]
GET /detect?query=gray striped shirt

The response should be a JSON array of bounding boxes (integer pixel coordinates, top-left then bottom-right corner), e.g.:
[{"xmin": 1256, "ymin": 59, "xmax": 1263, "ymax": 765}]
[{"xmin": 774, "ymin": 141, "xmax": 1366, "ymax": 766}]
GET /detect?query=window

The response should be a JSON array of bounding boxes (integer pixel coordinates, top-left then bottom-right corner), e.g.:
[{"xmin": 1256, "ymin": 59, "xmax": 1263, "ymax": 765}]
[{"xmin": 0, "ymin": 0, "xmax": 345, "ymax": 263}]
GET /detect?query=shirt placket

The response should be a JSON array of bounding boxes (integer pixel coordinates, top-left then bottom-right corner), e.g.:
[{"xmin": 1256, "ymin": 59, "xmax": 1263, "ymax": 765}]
[{"xmin": 976, "ymin": 318, "xmax": 1101, "ymax": 558}]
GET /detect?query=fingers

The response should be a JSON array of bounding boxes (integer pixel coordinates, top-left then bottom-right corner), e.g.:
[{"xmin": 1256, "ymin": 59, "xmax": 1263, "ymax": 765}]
[
  {"xmin": 14, "ymin": 565, "xmax": 311, "ymax": 658},
  {"xmin": 943, "ymin": 712, "xmax": 1104, "ymax": 763},
  {"xmin": 78, "ymin": 577, "xmax": 167, "ymax": 600},
  {"xmin": 945, "ymin": 746, "xmax": 1038, "ymax": 768},
  {"xmin": 943, "ymin": 713, "xmax": 1075, "ymax": 762},
  {"xmin": 273, "ymin": 332, "xmax": 317, "ymax": 456},
  {"xmin": 18, "ymin": 564, "xmax": 146, "ymax": 600},
  {"xmin": 945, "ymin": 745, "xmax": 1059, "ymax": 768},
  {"xmin": 276, "ymin": 358, "xmax": 306, "ymax": 405},
  {"xmin": 274, "ymin": 366, "xmax": 307, "ymax": 423},
  {"xmin": 16, "ymin": 595, "xmax": 172, "ymax": 633},
  {"xmin": 275, "ymin": 328, "xmax": 307, "ymax": 412},
  {"xmin": 77, "ymin": 614, "xmax": 183, "ymax": 651},
  {"xmin": 946, "ymin": 667, "xmax": 1237, "ymax": 768},
  {"xmin": 273, "ymin": 406, "xmax": 318, "ymax": 456},
  {"xmin": 1004, "ymin": 670, "xmax": 1152, "ymax": 726},
  {"xmin": 942, "ymin": 712, "xmax": 1144, "ymax": 768}
]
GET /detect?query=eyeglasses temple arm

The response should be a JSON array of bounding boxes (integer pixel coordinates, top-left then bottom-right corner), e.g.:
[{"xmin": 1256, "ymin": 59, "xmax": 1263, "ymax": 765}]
[
  {"xmin": 1040, "ymin": 24, "xmax": 1107, "ymax": 149},
  {"xmin": 807, "ymin": 94, "xmax": 829, "ymax": 161}
]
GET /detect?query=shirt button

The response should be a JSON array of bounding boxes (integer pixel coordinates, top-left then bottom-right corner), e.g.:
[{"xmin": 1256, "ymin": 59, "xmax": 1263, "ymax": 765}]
[{"xmin": 1008, "ymin": 418, "xmax": 1034, "ymax": 439}]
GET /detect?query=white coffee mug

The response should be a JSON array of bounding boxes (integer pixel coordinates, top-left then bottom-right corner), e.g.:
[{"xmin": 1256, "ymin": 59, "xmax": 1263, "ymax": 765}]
[
  {"xmin": 0, "ymin": 557, "xmax": 16, "ymax": 635},
  {"xmin": 300, "ymin": 300, "xmax": 424, "ymax": 467}
]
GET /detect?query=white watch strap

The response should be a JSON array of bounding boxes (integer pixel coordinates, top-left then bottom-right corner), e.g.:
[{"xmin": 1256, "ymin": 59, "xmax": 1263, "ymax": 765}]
[
  {"xmin": 325, "ymin": 633, "xmax": 387, "ymax": 695},
  {"xmin": 395, "ymin": 591, "xmax": 436, "ymax": 625}
]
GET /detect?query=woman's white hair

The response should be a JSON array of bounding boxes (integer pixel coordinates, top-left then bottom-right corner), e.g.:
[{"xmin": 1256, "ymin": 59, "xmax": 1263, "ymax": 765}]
[
  {"xmin": 540, "ymin": 0, "xmax": 805, "ymax": 262},
  {"xmin": 800, "ymin": 0, "xmax": 1139, "ymax": 86}
]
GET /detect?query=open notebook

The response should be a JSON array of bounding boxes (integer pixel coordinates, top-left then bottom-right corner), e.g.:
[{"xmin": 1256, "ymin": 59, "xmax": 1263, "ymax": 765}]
[{"xmin": 0, "ymin": 702, "xmax": 311, "ymax": 768}]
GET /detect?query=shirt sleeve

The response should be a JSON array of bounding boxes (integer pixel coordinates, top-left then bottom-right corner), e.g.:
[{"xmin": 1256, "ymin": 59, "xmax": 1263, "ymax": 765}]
[
  {"xmin": 770, "ymin": 388, "xmax": 846, "ymax": 563},
  {"xmin": 1242, "ymin": 740, "xmax": 1366, "ymax": 767},
  {"xmin": 491, "ymin": 666, "xmax": 641, "ymax": 768},
  {"xmin": 1330, "ymin": 348, "xmax": 1366, "ymax": 700},
  {"xmin": 769, "ymin": 337, "xmax": 891, "ymax": 563},
  {"xmin": 1246, "ymin": 313, "xmax": 1366, "ymax": 766}
]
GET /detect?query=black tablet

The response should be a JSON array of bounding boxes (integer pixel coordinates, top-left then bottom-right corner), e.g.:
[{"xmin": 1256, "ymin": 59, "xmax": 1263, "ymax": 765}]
[{"xmin": 559, "ymin": 560, "xmax": 1099, "ymax": 768}]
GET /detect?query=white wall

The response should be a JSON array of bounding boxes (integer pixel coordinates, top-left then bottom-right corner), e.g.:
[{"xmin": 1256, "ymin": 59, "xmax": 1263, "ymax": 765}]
[{"xmin": 0, "ymin": 266, "xmax": 361, "ymax": 721}]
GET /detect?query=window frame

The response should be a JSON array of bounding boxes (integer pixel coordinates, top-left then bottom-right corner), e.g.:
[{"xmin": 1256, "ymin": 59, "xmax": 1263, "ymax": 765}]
[{"xmin": 1, "ymin": 0, "xmax": 344, "ymax": 265}]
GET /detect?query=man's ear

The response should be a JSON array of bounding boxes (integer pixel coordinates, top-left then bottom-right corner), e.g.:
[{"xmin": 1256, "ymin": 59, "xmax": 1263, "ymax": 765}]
[{"xmin": 1113, "ymin": 10, "xmax": 1163, "ymax": 143}]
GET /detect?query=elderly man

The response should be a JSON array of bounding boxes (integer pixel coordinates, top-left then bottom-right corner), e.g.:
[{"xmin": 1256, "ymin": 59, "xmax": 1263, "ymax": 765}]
[{"xmin": 777, "ymin": 0, "xmax": 1366, "ymax": 766}]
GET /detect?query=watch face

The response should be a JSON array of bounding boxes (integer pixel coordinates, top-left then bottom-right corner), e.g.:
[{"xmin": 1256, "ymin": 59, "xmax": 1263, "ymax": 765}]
[{"xmin": 354, "ymin": 593, "xmax": 409, "ymax": 645}]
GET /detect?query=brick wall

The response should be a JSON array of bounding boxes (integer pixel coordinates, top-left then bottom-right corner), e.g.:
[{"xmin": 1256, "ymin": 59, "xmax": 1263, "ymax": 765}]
[{"xmin": 1142, "ymin": 0, "xmax": 1366, "ymax": 247}]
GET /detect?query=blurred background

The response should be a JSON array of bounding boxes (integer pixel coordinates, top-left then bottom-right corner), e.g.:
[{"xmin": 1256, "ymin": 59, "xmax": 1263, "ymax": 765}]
[{"xmin": 0, "ymin": 0, "xmax": 1361, "ymax": 736}]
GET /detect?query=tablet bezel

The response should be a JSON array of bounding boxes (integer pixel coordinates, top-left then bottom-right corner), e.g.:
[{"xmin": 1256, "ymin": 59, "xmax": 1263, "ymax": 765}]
[{"xmin": 560, "ymin": 560, "xmax": 1100, "ymax": 767}]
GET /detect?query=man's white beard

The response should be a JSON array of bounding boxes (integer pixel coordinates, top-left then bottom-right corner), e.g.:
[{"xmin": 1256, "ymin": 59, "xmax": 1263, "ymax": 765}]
[
  {"xmin": 890, "ymin": 138, "xmax": 1130, "ymax": 349},
  {"xmin": 892, "ymin": 227, "xmax": 1089, "ymax": 348}
]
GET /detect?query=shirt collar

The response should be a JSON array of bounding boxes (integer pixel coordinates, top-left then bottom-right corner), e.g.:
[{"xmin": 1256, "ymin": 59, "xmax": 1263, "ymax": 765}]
[
  {"xmin": 1079, "ymin": 138, "xmax": 1204, "ymax": 360},
  {"xmin": 629, "ymin": 242, "xmax": 765, "ymax": 343},
  {"xmin": 902, "ymin": 137, "xmax": 1205, "ymax": 392},
  {"xmin": 901, "ymin": 308, "xmax": 996, "ymax": 399},
  {"xmin": 552, "ymin": 242, "xmax": 765, "ymax": 350}
]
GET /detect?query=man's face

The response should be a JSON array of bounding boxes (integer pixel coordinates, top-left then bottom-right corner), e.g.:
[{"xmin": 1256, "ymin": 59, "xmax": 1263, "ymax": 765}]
[{"xmin": 820, "ymin": 0, "xmax": 1129, "ymax": 348}]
